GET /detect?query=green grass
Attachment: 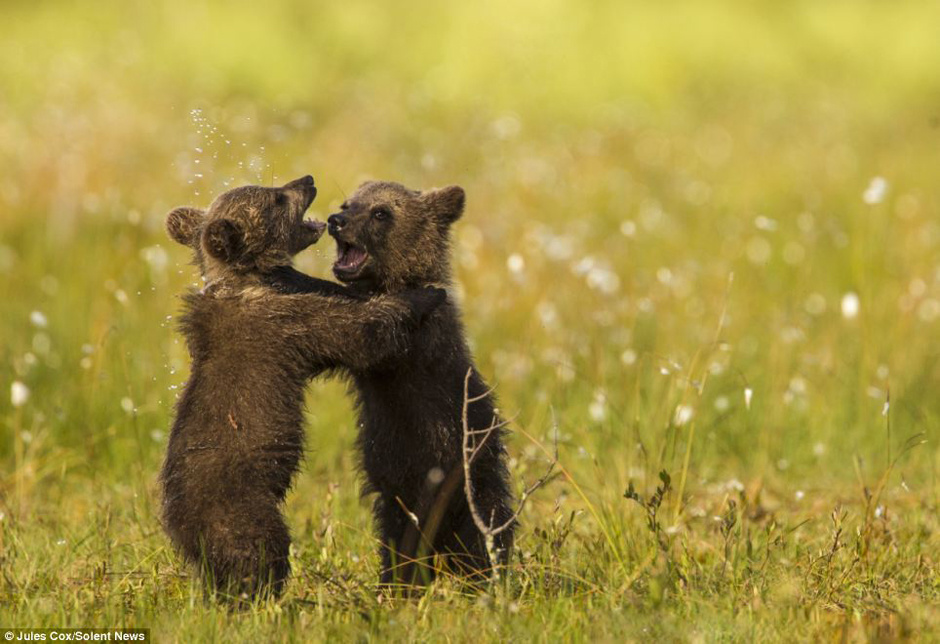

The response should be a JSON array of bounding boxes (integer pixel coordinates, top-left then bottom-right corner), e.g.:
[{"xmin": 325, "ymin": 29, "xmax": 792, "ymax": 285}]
[{"xmin": 1, "ymin": 0, "xmax": 938, "ymax": 640}]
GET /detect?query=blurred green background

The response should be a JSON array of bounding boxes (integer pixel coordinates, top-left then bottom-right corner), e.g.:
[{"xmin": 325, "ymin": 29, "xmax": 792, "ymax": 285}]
[{"xmin": 1, "ymin": 0, "xmax": 938, "ymax": 639}]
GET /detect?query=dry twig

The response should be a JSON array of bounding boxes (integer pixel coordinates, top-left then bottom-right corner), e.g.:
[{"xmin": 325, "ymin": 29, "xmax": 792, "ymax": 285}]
[{"xmin": 461, "ymin": 368, "xmax": 558, "ymax": 578}]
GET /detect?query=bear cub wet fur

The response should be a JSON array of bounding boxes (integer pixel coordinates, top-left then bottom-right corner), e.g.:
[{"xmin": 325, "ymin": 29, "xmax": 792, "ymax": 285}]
[
  {"xmin": 159, "ymin": 175, "xmax": 444, "ymax": 598},
  {"xmin": 327, "ymin": 181, "xmax": 514, "ymax": 586}
]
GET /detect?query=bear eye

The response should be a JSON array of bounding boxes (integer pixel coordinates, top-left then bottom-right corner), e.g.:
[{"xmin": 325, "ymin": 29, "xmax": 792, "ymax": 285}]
[
  {"xmin": 274, "ymin": 192, "xmax": 288, "ymax": 206},
  {"xmin": 372, "ymin": 207, "xmax": 391, "ymax": 221},
  {"xmin": 340, "ymin": 202, "xmax": 349, "ymax": 211}
]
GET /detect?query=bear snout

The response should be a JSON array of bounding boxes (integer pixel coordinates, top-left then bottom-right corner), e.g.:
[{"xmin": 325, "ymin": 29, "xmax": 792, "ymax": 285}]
[{"xmin": 328, "ymin": 213, "xmax": 347, "ymax": 233}]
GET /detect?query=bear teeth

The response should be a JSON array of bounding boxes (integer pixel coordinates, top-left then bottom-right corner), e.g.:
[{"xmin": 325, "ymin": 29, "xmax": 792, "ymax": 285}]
[{"xmin": 336, "ymin": 242, "xmax": 367, "ymax": 270}]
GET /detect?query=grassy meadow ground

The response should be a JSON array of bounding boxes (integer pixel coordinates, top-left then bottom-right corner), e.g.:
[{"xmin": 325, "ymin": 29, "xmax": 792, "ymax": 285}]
[{"xmin": 1, "ymin": 0, "xmax": 938, "ymax": 640}]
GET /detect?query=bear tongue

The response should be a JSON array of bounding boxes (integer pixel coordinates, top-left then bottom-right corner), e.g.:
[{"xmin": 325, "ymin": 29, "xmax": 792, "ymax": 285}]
[{"xmin": 338, "ymin": 244, "xmax": 367, "ymax": 269}]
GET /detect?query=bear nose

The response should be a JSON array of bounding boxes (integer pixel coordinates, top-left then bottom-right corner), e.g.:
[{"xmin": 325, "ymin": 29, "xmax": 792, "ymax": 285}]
[{"xmin": 328, "ymin": 213, "xmax": 347, "ymax": 232}]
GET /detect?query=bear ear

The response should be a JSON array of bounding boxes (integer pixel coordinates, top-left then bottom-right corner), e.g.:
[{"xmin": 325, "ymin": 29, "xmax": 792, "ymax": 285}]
[
  {"xmin": 202, "ymin": 218, "xmax": 245, "ymax": 263},
  {"xmin": 166, "ymin": 207, "xmax": 205, "ymax": 247},
  {"xmin": 423, "ymin": 185, "xmax": 466, "ymax": 225}
]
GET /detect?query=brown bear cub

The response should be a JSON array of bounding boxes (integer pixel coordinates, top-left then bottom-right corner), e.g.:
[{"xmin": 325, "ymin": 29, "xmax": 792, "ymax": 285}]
[
  {"xmin": 327, "ymin": 181, "xmax": 514, "ymax": 586},
  {"xmin": 160, "ymin": 175, "xmax": 444, "ymax": 599}
]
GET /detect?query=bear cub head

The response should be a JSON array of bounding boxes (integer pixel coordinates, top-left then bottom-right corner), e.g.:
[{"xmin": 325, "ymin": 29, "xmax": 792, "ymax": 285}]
[
  {"xmin": 327, "ymin": 181, "xmax": 465, "ymax": 291},
  {"xmin": 166, "ymin": 175, "xmax": 325, "ymax": 281}
]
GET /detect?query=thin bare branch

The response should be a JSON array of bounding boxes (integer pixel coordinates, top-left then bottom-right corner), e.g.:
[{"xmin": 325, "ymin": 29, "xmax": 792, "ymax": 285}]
[
  {"xmin": 466, "ymin": 386, "xmax": 498, "ymax": 404},
  {"xmin": 466, "ymin": 413, "xmax": 519, "ymax": 465},
  {"xmin": 461, "ymin": 368, "xmax": 558, "ymax": 540}
]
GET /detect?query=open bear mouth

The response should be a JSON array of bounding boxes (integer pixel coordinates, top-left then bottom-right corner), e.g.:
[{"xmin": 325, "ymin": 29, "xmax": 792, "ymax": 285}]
[{"xmin": 334, "ymin": 239, "xmax": 368, "ymax": 273}]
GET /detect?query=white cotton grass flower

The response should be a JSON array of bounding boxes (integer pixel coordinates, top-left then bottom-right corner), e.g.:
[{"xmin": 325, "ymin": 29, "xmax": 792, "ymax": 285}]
[
  {"xmin": 29, "ymin": 311, "xmax": 48, "ymax": 328},
  {"xmin": 754, "ymin": 215, "xmax": 778, "ymax": 232},
  {"xmin": 556, "ymin": 363, "xmax": 575, "ymax": 383},
  {"xmin": 674, "ymin": 404, "xmax": 694, "ymax": 426},
  {"xmin": 725, "ymin": 478, "xmax": 745, "ymax": 493},
  {"xmin": 571, "ymin": 256, "xmax": 595, "ymax": 276},
  {"xmin": 539, "ymin": 231, "xmax": 575, "ymax": 261},
  {"xmin": 11, "ymin": 381, "xmax": 30, "ymax": 407},
  {"xmin": 140, "ymin": 245, "xmax": 169, "ymax": 272},
  {"xmin": 919, "ymin": 298, "xmax": 940, "ymax": 322},
  {"xmin": 588, "ymin": 389, "xmax": 607, "ymax": 422},
  {"xmin": 789, "ymin": 377, "xmax": 807, "ymax": 395},
  {"xmin": 536, "ymin": 301, "xmax": 558, "ymax": 328},
  {"xmin": 586, "ymin": 266, "xmax": 620, "ymax": 294},
  {"xmin": 863, "ymin": 176, "xmax": 888, "ymax": 205},
  {"xmin": 841, "ymin": 292, "xmax": 860, "ymax": 319},
  {"xmin": 571, "ymin": 256, "xmax": 620, "ymax": 294},
  {"xmin": 744, "ymin": 387, "xmax": 753, "ymax": 410},
  {"xmin": 506, "ymin": 253, "xmax": 525, "ymax": 275}
]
